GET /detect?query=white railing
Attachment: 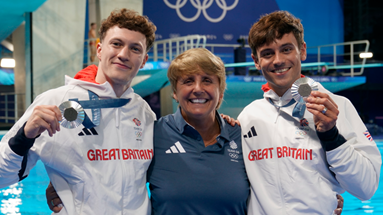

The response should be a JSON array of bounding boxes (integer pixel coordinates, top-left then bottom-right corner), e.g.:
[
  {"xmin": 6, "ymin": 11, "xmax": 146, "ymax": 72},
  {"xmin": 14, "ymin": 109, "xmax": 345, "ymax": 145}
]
[
  {"xmin": 205, "ymin": 44, "xmax": 250, "ymax": 53},
  {"xmin": 307, "ymin": 40, "xmax": 370, "ymax": 77},
  {"xmin": 83, "ymin": 34, "xmax": 373, "ymax": 77},
  {"xmin": 203, "ymin": 40, "xmax": 372, "ymax": 77},
  {"xmin": 0, "ymin": 92, "xmax": 23, "ymax": 123},
  {"xmin": 84, "ymin": 35, "xmax": 208, "ymax": 65},
  {"xmin": 151, "ymin": 35, "xmax": 207, "ymax": 61}
]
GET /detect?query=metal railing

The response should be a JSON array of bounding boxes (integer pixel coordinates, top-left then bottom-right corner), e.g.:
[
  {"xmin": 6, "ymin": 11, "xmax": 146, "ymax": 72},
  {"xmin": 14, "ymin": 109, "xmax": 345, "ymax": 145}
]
[
  {"xmin": 0, "ymin": 92, "xmax": 23, "ymax": 123},
  {"xmin": 204, "ymin": 40, "xmax": 373, "ymax": 77},
  {"xmin": 306, "ymin": 40, "xmax": 370, "ymax": 77},
  {"xmin": 205, "ymin": 44, "xmax": 250, "ymax": 54},
  {"xmin": 82, "ymin": 34, "xmax": 374, "ymax": 77},
  {"xmin": 151, "ymin": 35, "xmax": 207, "ymax": 61}
]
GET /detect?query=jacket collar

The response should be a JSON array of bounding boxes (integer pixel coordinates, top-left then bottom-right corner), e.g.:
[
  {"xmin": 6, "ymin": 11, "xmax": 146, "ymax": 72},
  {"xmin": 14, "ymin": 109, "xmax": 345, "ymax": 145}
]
[
  {"xmin": 65, "ymin": 65, "xmax": 134, "ymax": 98},
  {"xmin": 173, "ymin": 107, "xmax": 230, "ymax": 147},
  {"xmin": 73, "ymin": 65, "xmax": 100, "ymax": 84},
  {"xmin": 262, "ymin": 74, "xmax": 305, "ymax": 107}
]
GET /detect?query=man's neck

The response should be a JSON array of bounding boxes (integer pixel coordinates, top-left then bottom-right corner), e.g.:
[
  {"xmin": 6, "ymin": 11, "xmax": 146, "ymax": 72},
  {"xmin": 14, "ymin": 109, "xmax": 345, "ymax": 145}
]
[
  {"xmin": 272, "ymin": 87, "xmax": 289, "ymax": 97},
  {"xmin": 95, "ymin": 69, "xmax": 131, "ymax": 98},
  {"xmin": 111, "ymin": 83, "xmax": 130, "ymax": 98}
]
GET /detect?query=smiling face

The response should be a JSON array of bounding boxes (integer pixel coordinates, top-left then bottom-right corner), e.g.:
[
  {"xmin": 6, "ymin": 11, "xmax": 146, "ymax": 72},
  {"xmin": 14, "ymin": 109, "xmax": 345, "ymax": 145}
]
[
  {"xmin": 173, "ymin": 68, "xmax": 223, "ymax": 123},
  {"xmin": 95, "ymin": 26, "xmax": 148, "ymax": 96},
  {"xmin": 253, "ymin": 32, "xmax": 307, "ymax": 97}
]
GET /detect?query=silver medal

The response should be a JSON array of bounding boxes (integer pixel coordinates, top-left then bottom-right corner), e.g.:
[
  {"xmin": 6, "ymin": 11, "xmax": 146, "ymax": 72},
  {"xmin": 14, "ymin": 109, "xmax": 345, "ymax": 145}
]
[
  {"xmin": 291, "ymin": 77, "xmax": 318, "ymax": 102},
  {"xmin": 59, "ymin": 101, "xmax": 85, "ymax": 129}
]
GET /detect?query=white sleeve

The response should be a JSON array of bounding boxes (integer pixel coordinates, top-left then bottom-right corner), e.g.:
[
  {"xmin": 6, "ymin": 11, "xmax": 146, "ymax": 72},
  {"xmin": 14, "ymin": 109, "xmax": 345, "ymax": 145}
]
[
  {"xmin": 0, "ymin": 109, "xmax": 40, "ymax": 188},
  {"xmin": 0, "ymin": 91, "xmax": 57, "ymax": 188},
  {"xmin": 326, "ymin": 97, "xmax": 381, "ymax": 200},
  {"xmin": 0, "ymin": 142, "xmax": 28, "ymax": 187}
]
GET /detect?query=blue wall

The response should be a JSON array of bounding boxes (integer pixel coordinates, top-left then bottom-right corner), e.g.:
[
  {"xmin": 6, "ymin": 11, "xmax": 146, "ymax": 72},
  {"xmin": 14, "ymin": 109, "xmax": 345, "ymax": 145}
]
[
  {"xmin": 144, "ymin": 0, "xmax": 344, "ymax": 54},
  {"xmin": 275, "ymin": 0, "xmax": 344, "ymax": 53}
]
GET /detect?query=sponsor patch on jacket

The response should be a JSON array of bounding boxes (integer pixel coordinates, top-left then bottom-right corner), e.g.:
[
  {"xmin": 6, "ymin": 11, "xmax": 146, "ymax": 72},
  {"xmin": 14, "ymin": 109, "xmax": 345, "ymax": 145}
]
[
  {"xmin": 227, "ymin": 140, "xmax": 240, "ymax": 162},
  {"xmin": 300, "ymin": 118, "xmax": 309, "ymax": 127},
  {"xmin": 364, "ymin": 130, "xmax": 373, "ymax": 142},
  {"xmin": 133, "ymin": 118, "xmax": 141, "ymax": 126},
  {"xmin": 243, "ymin": 126, "xmax": 257, "ymax": 138},
  {"xmin": 165, "ymin": 141, "xmax": 186, "ymax": 153}
]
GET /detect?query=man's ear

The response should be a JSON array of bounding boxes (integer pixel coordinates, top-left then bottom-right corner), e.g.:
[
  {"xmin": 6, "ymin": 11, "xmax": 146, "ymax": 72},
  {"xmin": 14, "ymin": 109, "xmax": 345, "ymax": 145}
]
[
  {"xmin": 140, "ymin": 54, "xmax": 149, "ymax": 69},
  {"xmin": 252, "ymin": 53, "xmax": 261, "ymax": 70},
  {"xmin": 96, "ymin": 43, "xmax": 102, "ymax": 61},
  {"xmin": 300, "ymin": 42, "xmax": 307, "ymax": 61}
]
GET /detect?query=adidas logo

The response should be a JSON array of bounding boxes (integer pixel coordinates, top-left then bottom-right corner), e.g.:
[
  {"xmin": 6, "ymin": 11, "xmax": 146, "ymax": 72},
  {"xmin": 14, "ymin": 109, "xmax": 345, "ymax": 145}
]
[
  {"xmin": 78, "ymin": 128, "xmax": 98, "ymax": 136},
  {"xmin": 243, "ymin": 126, "xmax": 257, "ymax": 138},
  {"xmin": 165, "ymin": 141, "xmax": 186, "ymax": 153}
]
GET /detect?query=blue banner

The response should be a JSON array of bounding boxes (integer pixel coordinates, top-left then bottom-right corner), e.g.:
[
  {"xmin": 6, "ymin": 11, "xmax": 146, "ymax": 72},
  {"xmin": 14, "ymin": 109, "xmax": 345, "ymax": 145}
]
[
  {"xmin": 144, "ymin": 0, "xmax": 279, "ymax": 44},
  {"xmin": 144, "ymin": 0, "xmax": 344, "ymax": 54}
]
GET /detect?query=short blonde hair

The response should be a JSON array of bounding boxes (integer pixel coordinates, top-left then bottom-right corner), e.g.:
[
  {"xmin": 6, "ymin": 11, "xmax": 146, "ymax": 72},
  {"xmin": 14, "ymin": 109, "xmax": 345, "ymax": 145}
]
[{"xmin": 167, "ymin": 48, "xmax": 226, "ymax": 109}]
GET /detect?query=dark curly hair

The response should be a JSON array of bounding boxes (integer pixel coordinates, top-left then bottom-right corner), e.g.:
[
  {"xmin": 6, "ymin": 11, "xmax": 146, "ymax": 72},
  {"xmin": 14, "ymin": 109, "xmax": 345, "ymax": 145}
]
[
  {"xmin": 99, "ymin": 8, "xmax": 157, "ymax": 52},
  {"xmin": 248, "ymin": 11, "xmax": 304, "ymax": 59}
]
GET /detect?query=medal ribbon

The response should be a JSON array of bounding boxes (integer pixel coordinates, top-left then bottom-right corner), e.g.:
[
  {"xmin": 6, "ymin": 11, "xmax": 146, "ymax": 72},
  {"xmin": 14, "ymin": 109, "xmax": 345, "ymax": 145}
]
[
  {"xmin": 70, "ymin": 91, "xmax": 131, "ymax": 128},
  {"xmin": 268, "ymin": 98, "xmax": 306, "ymax": 119},
  {"xmin": 292, "ymin": 97, "xmax": 306, "ymax": 119}
]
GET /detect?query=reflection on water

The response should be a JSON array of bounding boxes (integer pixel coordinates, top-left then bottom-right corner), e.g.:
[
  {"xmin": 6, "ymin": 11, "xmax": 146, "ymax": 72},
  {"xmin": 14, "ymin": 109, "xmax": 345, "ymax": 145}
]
[
  {"xmin": 0, "ymin": 184, "xmax": 22, "ymax": 215},
  {"xmin": 342, "ymin": 142, "xmax": 383, "ymax": 214},
  {"xmin": 0, "ymin": 160, "xmax": 51, "ymax": 215}
]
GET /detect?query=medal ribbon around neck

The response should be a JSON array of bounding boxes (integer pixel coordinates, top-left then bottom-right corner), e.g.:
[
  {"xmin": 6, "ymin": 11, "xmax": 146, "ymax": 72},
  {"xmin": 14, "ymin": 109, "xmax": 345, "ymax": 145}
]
[
  {"xmin": 291, "ymin": 77, "xmax": 319, "ymax": 119},
  {"xmin": 267, "ymin": 96, "xmax": 307, "ymax": 119},
  {"xmin": 60, "ymin": 90, "xmax": 131, "ymax": 129},
  {"xmin": 267, "ymin": 77, "xmax": 319, "ymax": 119}
]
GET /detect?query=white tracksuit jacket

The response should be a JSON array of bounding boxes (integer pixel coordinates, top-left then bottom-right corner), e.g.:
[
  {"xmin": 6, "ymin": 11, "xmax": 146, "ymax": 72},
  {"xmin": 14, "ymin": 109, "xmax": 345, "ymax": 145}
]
[
  {"xmin": 0, "ymin": 75, "xmax": 155, "ymax": 214},
  {"xmin": 238, "ymin": 82, "xmax": 381, "ymax": 215}
]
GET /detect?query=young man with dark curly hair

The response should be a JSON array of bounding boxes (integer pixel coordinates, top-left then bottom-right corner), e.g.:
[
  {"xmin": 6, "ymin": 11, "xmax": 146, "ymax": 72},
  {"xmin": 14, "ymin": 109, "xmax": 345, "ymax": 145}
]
[
  {"xmin": 238, "ymin": 10, "xmax": 381, "ymax": 214},
  {"xmin": 0, "ymin": 9, "xmax": 157, "ymax": 215}
]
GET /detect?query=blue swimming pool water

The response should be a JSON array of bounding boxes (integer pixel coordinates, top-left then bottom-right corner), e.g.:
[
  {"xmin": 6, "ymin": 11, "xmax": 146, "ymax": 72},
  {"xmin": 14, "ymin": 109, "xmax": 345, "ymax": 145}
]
[
  {"xmin": 341, "ymin": 141, "xmax": 383, "ymax": 214},
  {"xmin": 0, "ymin": 134, "xmax": 382, "ymax": 214}
]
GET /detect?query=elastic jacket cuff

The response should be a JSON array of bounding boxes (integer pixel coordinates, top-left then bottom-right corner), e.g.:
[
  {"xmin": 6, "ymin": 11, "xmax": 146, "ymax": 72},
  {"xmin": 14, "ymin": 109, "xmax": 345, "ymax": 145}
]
[
  {"xmin": 8, "ymin": 122, "xmax": 37, "ymax": 156},
  {"xmin": 317, "ymin": 126, "xmax": 346, "ymax": 151}
]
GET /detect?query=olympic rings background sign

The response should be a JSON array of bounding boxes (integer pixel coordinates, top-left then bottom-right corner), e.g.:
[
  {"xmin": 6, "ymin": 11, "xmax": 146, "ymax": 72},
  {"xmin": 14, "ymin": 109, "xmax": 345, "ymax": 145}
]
[
  {"xmin": 163, "ymin": 0, "xmax": 239, "ymax": 23},
  {"xmin": 145, "ymin": 0, "xmax": 279, "ymax": 44},
  {"xmin": 144, "ymin": 0, "xmax": 344, "ymax": 55}
]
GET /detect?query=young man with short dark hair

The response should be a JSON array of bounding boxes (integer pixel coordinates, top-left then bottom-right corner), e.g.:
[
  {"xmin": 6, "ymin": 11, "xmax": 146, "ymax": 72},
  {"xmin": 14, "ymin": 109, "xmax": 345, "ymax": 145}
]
[{"xmin": 239, "ymin": 10, "xmax": 381, "ymax": 214}]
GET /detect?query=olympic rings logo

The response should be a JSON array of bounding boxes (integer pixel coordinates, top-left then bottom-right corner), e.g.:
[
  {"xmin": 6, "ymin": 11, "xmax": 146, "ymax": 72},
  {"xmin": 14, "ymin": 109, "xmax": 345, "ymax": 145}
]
[
  {"xmin": 295, "ymin": 130, "xmax": 307, "ymax": 136},
  {"xmin": 164, "ymin": 0, "xmax": 239, "ymax": 23}
]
